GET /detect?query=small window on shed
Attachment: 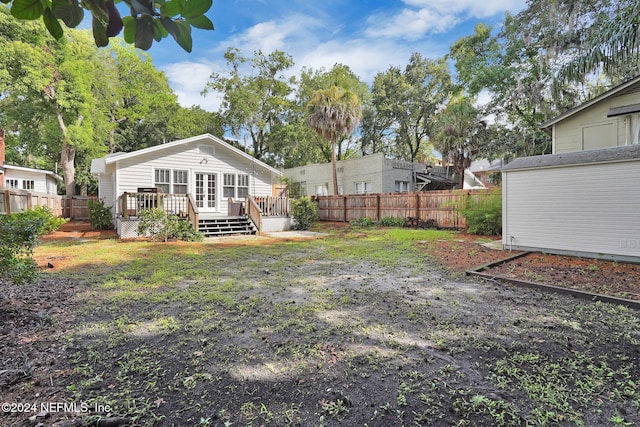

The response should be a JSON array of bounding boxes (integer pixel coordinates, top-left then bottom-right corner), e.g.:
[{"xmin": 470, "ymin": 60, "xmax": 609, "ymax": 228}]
[{"xmin": 22, "ymin": 180, "xmax": 34, "ymax": 190}]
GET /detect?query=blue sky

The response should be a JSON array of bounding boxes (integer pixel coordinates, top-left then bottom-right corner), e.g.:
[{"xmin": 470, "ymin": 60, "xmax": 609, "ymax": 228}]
[{"xmin": 146, "ymin": 0, "xmax": 527, "ymax": 112}]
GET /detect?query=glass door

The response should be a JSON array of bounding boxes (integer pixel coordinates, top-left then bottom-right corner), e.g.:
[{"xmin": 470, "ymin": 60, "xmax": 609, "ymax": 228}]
[{"xmin": 195, "ymin": 172, "xmax": 217, "ymax": 212}]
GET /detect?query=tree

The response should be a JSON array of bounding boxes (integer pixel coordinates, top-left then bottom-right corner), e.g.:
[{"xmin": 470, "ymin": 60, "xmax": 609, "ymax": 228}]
[
  {"xmin": 433, "ymin": 95, "xmax": 485, "ymax": 188},
  {"xmin": 560, "ymin": 0, "xmax": 640, "ymax": 83},
  {"xmin": 204, "ymin": 48, "xmax": 295, "ymax": 165},
  {"xmin": 307, "ymin": 86, "xmax": 361, "ymax": 196},
  {"xmin": 1, "ymin": 0, "xmax": 213, "ymax": 52},
  {"xmin": 367, "ymin": 54, "xmax": 451, "ymax": 178},
  {"xmin": 297, "ymin": 64, "xmax": 370, "ymax": 163}
]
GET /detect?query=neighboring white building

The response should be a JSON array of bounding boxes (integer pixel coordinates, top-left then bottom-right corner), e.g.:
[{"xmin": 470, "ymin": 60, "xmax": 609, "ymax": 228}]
[
  {"xmin": 502, "ymin": 76, "xmax": 640, "ymax": 262},
  {"xmin": 1, "ymin": 164, "xmax": 62, "ymax": 195},
  {"xmin": 90, "ymin": 134, "xmax": 282, "ymax": 219},
  {"xmin": 283, "ymin": 152, "xmax": 456, "ymax": 196}
]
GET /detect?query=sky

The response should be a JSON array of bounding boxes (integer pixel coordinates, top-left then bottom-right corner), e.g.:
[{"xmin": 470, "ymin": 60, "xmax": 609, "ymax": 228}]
[{"xmin": 146, "ymin": 0, "xmax": 528, "ymax": 112}]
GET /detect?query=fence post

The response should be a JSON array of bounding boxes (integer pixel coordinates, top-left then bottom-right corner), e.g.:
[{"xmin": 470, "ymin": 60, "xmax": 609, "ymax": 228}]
[
  {"xmin": 4, "ymin": 189, "xmax": 10, "ymax": 215},
  {"xmin": 415, "ymin": 193, "xmax": 420, "ymax": 219},
  {"xmin": 376, "ymin": 193, "xmax": 381, "ymax": 221},
  {"xmin": 343, "ymin": 196, "xmax": 348, "ymax": 222}
]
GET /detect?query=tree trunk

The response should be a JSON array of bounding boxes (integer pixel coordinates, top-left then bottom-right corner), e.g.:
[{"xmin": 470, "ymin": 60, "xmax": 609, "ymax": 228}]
[
  {"xmin": 331, "ymin": 138, "xmax": 339, "ymax": 196},
  {"xmin": 52, "ymin": 103, "xmax": 76, "ymax": 196}
]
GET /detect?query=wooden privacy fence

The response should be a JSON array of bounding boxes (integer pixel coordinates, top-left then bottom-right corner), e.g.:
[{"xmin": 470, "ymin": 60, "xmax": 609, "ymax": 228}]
[
  {"xmin": 0, "ymin": 188, "xmax": 96, "ymax": 219},
  {"xmin": 316, "ymin": 190, "xmax": 491, "ymax": 229}
]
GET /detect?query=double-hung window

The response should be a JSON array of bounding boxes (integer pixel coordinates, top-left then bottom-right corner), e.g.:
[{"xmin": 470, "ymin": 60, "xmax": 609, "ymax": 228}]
[
  {"xmin": 155, "ymin": 169, "xmax": 171, "ymax": 193},
  {"xmin": 223, "ymin": 173, "xmax": 236, "ymax": 198},
  {"xmin": 237, "ymin": 174, "xmax": 249, "ymax": 198},
  {"xmin": 22, "ymin": 180, "xmax": 35, "ymax": 190},
  {"xmin": 155, "ymin": 169, "xmax": 188, "ymax": 193},
  {"xmin": 7, "ymin": 179, "xmax": 18, "ymax": 189},
  {"xmin": 173, "ymin": 170, "xmax": 188, "ymax": 194}
]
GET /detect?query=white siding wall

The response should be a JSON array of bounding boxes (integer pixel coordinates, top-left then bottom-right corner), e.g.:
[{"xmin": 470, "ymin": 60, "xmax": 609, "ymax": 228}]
[
  {"xmin": 5, "ymin": 169, "xmax": 52, "ymax": 193},
  {"xmin": 113, "ymin": 141, "xmax": 274, "ymax": 217},
  {"xmin": 98, "ymin": 163, "xmax": 115, "ymax": 214},
  {"xmin": 502, "ymin": 160, "xmax": 640, "ymax": 261}
]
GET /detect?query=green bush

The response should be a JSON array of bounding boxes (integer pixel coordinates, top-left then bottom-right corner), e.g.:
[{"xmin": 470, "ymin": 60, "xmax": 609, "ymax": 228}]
[
  {"xmin": 378, "ymin": 216, "xmax": 406, "ymax": 227},
  {"xmin": 462, "ymin": 188, "xmax": 502, "ymax": 235},
  {"xmin": 88, "ymin": 199, "xmax": 113, "ymax": 230},
  {"xmin": 0, "ymin": 214, "xmax": 44, "ymax": 285},
  {"xmin": 137, "ymin": 208, "xmax": 203, "ymax": 242},
  {"xmin": 351, "ymin": 216, "xmax": 374, "ymax": 227},
  {"xmin": 12, "ymin": 205, "xmax": 68, "ymax": 236},
  {"xmin": 291, "ymin": 196, "xmax": 319, "ymax": 230}
]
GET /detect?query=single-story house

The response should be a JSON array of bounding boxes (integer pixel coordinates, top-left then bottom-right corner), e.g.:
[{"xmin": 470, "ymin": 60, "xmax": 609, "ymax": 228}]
[
  {"xmin": 502, "ymin": 75, "xmax": 640, "ymax": 262},
  {"xmin": 283, "ymin": 152, "xmax": 457, "ymax": 195},
  {"xmin": 90, "ymin": 134, "xmax": 289, "ymax": 237},
  {"xmin": 1, "ymin": 164, "xmax": 63, "ymax": 195},
  {"xmin": 0, "ymin": 130, "xmax": 62, "ymax": 195}
]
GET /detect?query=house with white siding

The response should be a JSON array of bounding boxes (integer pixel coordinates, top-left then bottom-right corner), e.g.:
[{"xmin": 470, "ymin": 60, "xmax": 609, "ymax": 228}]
[
  {"xmin": 1, "ymin": 164, "xmax": 62, "ymax": 195},
  {"xmin": 502, "ymin": 76, "xmax": 640, "ymax": 262},
  {"xmin": 90, "ymin": 134, "xmax": 288, "ymax": 237}
]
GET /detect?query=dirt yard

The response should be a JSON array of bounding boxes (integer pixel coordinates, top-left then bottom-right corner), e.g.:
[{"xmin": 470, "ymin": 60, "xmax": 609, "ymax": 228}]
[{"xmin": 1, "ymin": 222, "xmax": 639, "ymax": 426}]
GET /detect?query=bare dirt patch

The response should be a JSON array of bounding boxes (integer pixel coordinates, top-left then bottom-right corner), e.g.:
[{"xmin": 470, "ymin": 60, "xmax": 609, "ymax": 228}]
[
  {"xmin": 2, "ymin": 223, "xmax": 640, "ymax": 427},
  {"xmin": 423, "ymin": 232, "xmax": 640, "ymax": 301}
]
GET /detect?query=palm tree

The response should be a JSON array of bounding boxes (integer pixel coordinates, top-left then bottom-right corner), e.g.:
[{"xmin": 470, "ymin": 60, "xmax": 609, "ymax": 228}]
[
  {"xmin": 434, "ymin": 95, "xmax": 483, "ymax": 188},
  {"xmin": 308, "ymin": 86, "xmax": 361, "ymax": 195}
]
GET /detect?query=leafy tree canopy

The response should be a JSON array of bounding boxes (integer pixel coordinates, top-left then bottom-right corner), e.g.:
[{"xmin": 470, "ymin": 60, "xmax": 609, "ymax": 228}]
[{"xmin": 1, "ymin": 0, "xmax": 213, "ymax": 52}]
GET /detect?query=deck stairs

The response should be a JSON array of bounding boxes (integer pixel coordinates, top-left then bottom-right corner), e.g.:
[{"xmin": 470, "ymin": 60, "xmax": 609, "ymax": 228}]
[{"xmin": 198, "ymin": 216, "xmax": 256, "ymax": 237}]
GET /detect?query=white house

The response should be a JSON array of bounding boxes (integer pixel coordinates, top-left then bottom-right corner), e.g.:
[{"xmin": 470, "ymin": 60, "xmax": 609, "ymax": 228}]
[
  {"xmin": 1, "ymin": 164, "xmax": 62, "ymax": 195},
  {"xmin": 90, "ymin": 134, "xmax": 286, "ymax": 237},
  {"xmin": 502, "ymin": 76, "xmax": 640, "ymax": 262},
  {"xmin": 0, "ymin": 130, "xmax": 62, "ymax": 195}
]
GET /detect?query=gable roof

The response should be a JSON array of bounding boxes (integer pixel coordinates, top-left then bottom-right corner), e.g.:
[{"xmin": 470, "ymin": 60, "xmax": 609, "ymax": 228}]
[
  {"xmin": 91, "ymin": 134, "xmax": 281, "ymax": 177},
  {"xmin": 540, "ymin": 75, "xmax": 640, "ymax": 130},
  {"xmin": 1, "ymin": 164, "xmax": 63, "ymax": 182}
]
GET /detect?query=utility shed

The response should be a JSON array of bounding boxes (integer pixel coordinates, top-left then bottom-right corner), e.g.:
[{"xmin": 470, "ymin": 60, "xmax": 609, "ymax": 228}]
[{"xmin": 501, "ymin": 144, "xmax": 640, "ymax": 263}]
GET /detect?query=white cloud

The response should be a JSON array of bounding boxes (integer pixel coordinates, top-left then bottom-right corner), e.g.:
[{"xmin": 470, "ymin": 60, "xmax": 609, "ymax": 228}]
[
  {"xmin": 161, "ymin": 61, "xmax": 222, "ymax": 111},
  {"xmin": 366, "ymin": 0, "xmax": 527, "ymax": 40}
]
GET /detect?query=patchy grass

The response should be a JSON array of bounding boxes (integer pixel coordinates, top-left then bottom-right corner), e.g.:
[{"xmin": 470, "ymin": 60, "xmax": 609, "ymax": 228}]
[{"xmin": 4, "ymin": 226, "xmax": 639, "ymax": 426}]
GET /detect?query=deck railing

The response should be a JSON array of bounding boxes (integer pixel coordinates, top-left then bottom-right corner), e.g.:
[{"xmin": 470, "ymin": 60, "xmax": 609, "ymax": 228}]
[
  {"xmin": 120, "ymin": 192, "xmax": 191, "ymax": 218},
  {"xmin": 253, "ymin": 196, "xmax": 291, "ymax": 217}
]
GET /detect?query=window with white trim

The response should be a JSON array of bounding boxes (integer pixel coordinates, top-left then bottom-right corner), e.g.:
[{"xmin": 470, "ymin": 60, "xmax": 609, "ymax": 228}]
[
  {"xmin": 173, "ymin": 170, "xmax": 188, "ymax": 194},
  {"xmin": 154, "ymin": 169, "xmax": 170, "ymax": 193},
  {"xmin": 6, "ymin": 179, "xmax": 18, "ymax": 189},
  {"xmin": 223, "ymin": 173, "xmax": 236, "ymax": 198},
  {"xmin": 237, "ymin": 174, "xmax": 249, "ymax": 198},
  {"xmin": 22, "ymin": 180, "xmax": 34, "ymax": 190},
  {"xmin": 395, "ymin": 181, "xmax": 409, "ymax": 192},
  {"xmin": 355, "ymin": 181, "xmax": 371, "ymax": 194}
]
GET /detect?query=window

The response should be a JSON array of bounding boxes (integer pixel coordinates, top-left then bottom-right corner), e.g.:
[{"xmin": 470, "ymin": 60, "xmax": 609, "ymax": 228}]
[
  {"xmin": 355, "ymin": 182, "xmax": 371, "ymax": 194},
  {"xmin": 223, "ymin": 173, "xmax": 236, "ymax": 198},
  {"xmin": 154, "ymin": 169, "xmax": 170, "ymax": 193},
  {"xmin": 395, "ymin": 181, "xmax": 409, "ymax": 192},
  {"xmin": 237, "ymin": 174, "xmax": 249, "ymax": 198},
  {"xmin": 315, "ymin": 184, "xmax": 328, "ymax": 196},
  {"xmin": 22, "ymin": 180, "xmax": 34, "ymax": 190},
  {"xmin": 173, "ymin": 170, "xmax": 188, "ymax": 194},
  {"xmin": 199, "ymin": 145, "xmax": 215, "ymax": 156},
  {"xmin": 7, "ymin": 179, "xmax": 18, "ymax": 189}
]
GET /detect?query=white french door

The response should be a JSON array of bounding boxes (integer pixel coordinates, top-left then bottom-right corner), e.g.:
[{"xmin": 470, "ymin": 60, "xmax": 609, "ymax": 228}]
[{"xmin": 195, "ymin": 172, "xmax": 217, "ymax": 212}]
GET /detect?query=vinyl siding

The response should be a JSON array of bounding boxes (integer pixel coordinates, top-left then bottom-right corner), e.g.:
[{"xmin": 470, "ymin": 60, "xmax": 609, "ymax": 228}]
[
  {"xmin": 502, "ymin": 159, "xmax": 640, "ymax": 260},
  {"xmin": 554, "ymin": 92, "xmax": 640, "ymax": 153},
  {"xmin": 106, "ymin": 140, "xmax": 274, "ymax": 217},
  {"xmin": 5, "ymin": 169, "xmax": 52, "ymax": 193}
]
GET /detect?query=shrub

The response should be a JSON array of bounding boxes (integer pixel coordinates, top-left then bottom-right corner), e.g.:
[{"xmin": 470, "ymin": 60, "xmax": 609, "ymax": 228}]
[
  {"xmin": 291, "ymin": 196, "xmax": 319, "ymax": 230},
  {"xmin": 378, "ymin": 216, "xmax": 406, "ymax": 227},
  {"xmin": 351, "ymin": 216, "xmax": 374, "ymax": 227},
  {"xmin": 137, "ymin": 208, "xmax": 203, "ymax": 242},
  {"xmin": 88, "ymin": 199, "xmax": 113, "ymax": 230},
  {"xmin": 12, "ymin": 205, "xmax": 68, "ymax": 236},
  {"xmin": 0, "ymin": 214, "xmax": 44, "ymax": 285},
  {"xmin": 462, "ymin": 188, "xmax": 502, "ymax": 235}
]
